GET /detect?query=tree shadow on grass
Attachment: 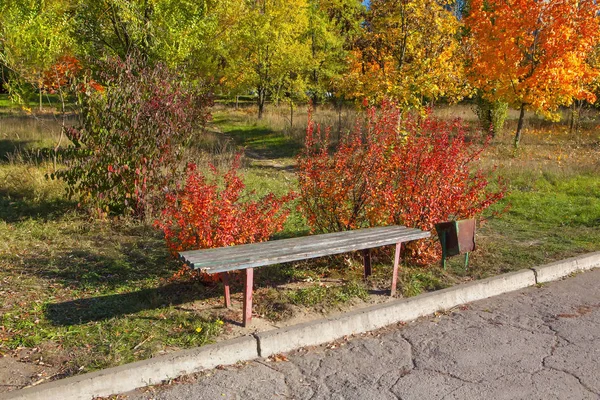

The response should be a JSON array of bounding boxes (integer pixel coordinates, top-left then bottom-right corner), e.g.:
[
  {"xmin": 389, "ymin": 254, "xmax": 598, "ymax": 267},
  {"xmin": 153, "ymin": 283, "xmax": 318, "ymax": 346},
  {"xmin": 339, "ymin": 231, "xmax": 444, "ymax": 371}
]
[
  {"xmin": 248, "ymin": 163, "xmax": 297, "ymax": 173},
  {"xmin": 0, "ymin": 193, "xmax": 75, "ymax": 223},
  {"xmin": 0, "ymin": 145, "xmax": 76, "ymax": 223},
  {"xmin": 0, "ymin": 141, "xmax": 74, "ymax": 165},
  {"xmin": 0, "ymin": 139, "xmax": 35, "ymax": 161},
  {"xmin": 225, "ymin": 126, "xmax": 302, "ymax": 160}
]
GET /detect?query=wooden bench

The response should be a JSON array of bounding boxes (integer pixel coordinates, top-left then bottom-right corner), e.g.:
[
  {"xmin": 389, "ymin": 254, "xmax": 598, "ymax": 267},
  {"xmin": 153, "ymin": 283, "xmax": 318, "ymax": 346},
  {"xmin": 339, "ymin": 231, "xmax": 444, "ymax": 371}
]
[{"xmin": 179, "ymin": 225, "xmax": 430, "ymax": 326}]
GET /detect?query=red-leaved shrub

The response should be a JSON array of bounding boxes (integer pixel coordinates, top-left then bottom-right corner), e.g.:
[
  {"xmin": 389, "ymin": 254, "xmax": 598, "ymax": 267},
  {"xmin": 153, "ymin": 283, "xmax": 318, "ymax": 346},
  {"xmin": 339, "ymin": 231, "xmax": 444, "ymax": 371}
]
[
  {"xmin": 155, "ymin": 157, "xmax": 296, "ymax": 281},
  {"xmin": 297, "ymin": 101, "xmax": 505, "ymax": 264}
]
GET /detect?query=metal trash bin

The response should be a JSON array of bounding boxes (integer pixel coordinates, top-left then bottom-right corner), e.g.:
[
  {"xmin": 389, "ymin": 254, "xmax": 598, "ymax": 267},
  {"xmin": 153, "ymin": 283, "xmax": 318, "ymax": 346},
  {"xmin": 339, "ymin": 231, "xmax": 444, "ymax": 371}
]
[{"xmin": 434, "ymin": 219, "xmax": 476, "ymax": 270}]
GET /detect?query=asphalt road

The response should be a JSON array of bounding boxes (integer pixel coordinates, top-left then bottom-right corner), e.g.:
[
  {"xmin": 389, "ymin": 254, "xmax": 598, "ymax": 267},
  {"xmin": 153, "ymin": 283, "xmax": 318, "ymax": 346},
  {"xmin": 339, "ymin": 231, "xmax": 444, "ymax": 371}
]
[{"xmin": 126, "ymin": 269, "xmax": 600, "ymax": 400}]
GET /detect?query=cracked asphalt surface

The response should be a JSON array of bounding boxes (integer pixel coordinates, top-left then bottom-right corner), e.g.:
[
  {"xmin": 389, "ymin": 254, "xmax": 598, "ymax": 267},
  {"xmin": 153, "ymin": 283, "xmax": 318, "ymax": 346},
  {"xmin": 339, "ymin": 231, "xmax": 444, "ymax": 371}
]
[{"xmin": 127, "ymin": 269, "xmax": 600, "ymax": 400}]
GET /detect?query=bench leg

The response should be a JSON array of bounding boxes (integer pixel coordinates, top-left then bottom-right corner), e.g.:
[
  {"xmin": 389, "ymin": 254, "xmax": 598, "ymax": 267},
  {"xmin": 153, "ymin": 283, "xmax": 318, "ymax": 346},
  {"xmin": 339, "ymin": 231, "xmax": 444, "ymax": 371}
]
[
  {"xmin": 363, "ymin": 249, "xmax": 372, "ymax": 279},
  {"xmin": 391, "ymin": 242, "xmax": 402, "ymax": 297},
  {"xmin": 222, "ymin": 272, "xmax": 231, "ymax": 309},
  {"xmin": 243, "ymin": 268, "xmax": 254, "ymax": 327}
]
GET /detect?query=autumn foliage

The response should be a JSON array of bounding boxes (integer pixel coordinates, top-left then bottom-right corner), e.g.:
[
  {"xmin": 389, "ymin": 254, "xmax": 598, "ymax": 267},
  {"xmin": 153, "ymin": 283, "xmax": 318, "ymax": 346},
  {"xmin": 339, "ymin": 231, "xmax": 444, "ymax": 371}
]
[
  {"xmin": 297, "ymin": 101, "xmax": 505, "ymax": 264},
  {"xmin": 341, "ymin": 0, "xmax": 468, "ymax": 107},
  {"xmin": 464, "ymin": 0, "xmax": 600, "ymax": 145},
  {"xmin": 55, "ymin": 54, "xmax": 212, "ymax": 217},
  {"xmin": 155, "ymin": 158, "xmax": 296, "ymax": 281},
  {"xmin": 42, "ymin": 55, "xmax": 82, "ymax": 93}
]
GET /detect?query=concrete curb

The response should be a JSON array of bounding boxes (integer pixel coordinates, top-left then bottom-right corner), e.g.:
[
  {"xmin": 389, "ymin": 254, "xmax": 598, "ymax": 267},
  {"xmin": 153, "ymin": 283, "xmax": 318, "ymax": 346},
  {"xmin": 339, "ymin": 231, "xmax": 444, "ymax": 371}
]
[
  {"xmin": 4, "ymin": 252, "xmax": 600, "ymax": 400},
  {"xmin": 256, "ymin": 268, "xmax": 536, "ymax": 357},
  {"xmin": 1, "ymin": 336, "xmax": 258, "ymax": 400},
  {"xmin": 532, "ymin": 252, "xmax": 600, "ymax": 283}
]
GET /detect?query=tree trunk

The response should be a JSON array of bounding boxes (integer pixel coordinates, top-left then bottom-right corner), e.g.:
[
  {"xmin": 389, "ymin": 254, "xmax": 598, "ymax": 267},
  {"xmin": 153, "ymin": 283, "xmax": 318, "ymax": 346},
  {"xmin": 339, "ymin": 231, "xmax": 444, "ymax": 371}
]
[
  {"xmin": 290, "ymin": 101, "xmax": 293, "ymax": 130},
  {"xmin": 487, "ymin": 108, "xmax": 494, "ymax": 137},
  {"xmin": 570, "ymin": 100, "xmax": 583, "ymax": 135},
  {"xmin": 514, "ymin": 103, "xmax": 526, "ymax": 148},
  {"xmin": 576, "ymin": 100, "xmax": 583, "ymax": 135},
  {"xmin": 569, "ymin": 102, "xmax": 575, "ymax": 133},
  {"xmin": 54, "ymin": 88, "xmax": 67, "ymax": 173},
  {"xmin": 337, "ymin": 99, "xmax": 343, "ymax": 141},
  {"xmin": 235, "ymin": 95, "xmax": 239, "ymax": 110},
  {"xmin": 257, "ymin": 88, "xmax": 265, "ymax": 119}
]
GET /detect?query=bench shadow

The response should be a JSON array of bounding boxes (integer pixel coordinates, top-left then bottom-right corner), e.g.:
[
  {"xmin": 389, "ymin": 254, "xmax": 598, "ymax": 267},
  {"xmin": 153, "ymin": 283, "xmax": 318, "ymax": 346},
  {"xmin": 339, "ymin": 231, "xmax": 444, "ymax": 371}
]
[
  {"xmin": 42, "ymin": 253, "xmax": 374, "ymax": 327},
  {"xmin": 367, "ymin": 289, "xmax": 391, "ymax": 296},
  {"xmin": 45, "ymin": 281, "xmax": 221, "ymax": 326},
  {"xmin": 17, "ymin": 235, "xmax": 177, "ymax": 289}
]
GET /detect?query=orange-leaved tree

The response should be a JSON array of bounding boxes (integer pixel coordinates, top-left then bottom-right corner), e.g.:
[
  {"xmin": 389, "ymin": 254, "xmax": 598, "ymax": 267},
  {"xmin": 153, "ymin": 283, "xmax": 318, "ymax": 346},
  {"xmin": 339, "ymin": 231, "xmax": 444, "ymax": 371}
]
[{"xmin": 464, "ymin": 0, "xmax": 600, "ymax": 147}]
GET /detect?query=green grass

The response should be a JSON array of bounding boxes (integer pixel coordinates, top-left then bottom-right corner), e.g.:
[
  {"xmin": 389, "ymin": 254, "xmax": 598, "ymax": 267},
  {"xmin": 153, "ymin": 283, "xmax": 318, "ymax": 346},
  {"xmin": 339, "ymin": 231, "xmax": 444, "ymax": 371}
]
[
  {"xmin": 2, "ymin": 304, "xmax": 224, "ymax": 372},
  {"xmin": 0, "ymin": 93, "xmax": 65, "ymax": 109},
  {"xmin": 1, "ymin": 106, "xmax": 599, "ymax": 382},
  {"xmin": 213, "ymin": 111, "xmax": 303, "ymax": 159},
  {"xmin": 0, "ymin": 176, "xmax": 227, "ymax": 371},
  {"xmin": 466, "ymin": 172, "xmax": 600, "ymax": 278},
  {"xmin": 0, "ymin": 155, "xmax": 228, "ymax": 372},
  {"xmin": 0, "ymin": 94, "xmax": 14, "ymax": 108},
  {"xmin": 399, "ymin": 269, "xmax": 449, "ymax": 297}
]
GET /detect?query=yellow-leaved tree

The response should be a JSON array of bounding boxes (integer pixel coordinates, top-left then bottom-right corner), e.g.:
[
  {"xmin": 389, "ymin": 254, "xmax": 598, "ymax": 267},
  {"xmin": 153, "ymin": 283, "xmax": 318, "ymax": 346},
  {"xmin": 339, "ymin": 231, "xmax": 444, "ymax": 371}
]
[
  {"xmin": 465, "ymin": 0, "xmax": 600, "ymax": 147},
  {"xmin": 226, "ymin": 0, "xmax": 311, "ymax": 119},
  {"xmin": 0, "ymin": 0, "xmax": 74, "ymax": 110},
  {"xmin": 341, "ymin": 0, "xmax": 468, "ymax": 108}
]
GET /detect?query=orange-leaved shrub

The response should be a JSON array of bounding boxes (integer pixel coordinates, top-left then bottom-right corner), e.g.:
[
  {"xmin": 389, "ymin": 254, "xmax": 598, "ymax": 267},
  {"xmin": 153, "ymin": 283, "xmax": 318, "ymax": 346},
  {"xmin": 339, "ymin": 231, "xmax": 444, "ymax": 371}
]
[
  {"xmin": 297, "ymin": 101, "xmax": 505, "ymax": 264},
  {"xmin": 155, "ymin": 157, "xmax": 296, "ymax": 281}
]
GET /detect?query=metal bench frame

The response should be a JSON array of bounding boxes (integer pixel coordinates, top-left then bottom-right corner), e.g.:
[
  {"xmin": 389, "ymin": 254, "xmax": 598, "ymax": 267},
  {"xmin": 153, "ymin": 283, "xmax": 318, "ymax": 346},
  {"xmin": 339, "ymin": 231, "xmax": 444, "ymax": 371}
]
[{"xmin": 179, "ymin": 226, "xmax": 430, "ymax": 326}]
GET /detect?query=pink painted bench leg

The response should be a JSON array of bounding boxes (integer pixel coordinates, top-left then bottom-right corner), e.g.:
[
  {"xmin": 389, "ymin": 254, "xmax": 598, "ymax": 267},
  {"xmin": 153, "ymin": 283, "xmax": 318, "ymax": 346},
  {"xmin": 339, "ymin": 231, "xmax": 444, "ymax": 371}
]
[
  {"xmin": 243, "ymin": 268, "xmax": 254, "ymax": 327},
  {"xmin": 363, "ymin": 249, "xmax": 372, "ymax": 279},
  {"xmin": 391, "ymin": 242, "xmax": 402, "ymax": 297},
  {"xmin": 222, "ymin": 272, "xmax": 231, "ymax": 308}
]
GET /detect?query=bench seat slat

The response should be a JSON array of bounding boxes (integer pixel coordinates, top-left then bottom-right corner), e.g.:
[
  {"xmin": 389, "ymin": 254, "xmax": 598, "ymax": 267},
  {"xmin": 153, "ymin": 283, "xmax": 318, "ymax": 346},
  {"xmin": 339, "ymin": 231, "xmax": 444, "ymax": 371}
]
[
  {"xmin": 193, "ymin": 231, "xmax": 429, "ymax": 274},
  {"xmin": 179, "ymin": 226, "xmax": 430, "ymax": 274},
  {"xmin": 180, "ymin": 226, "xmax": 411, "ymax": 266},
  {"xmin": 180, "ymin": 226, "xmax": 410, "ymax": 265}
]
